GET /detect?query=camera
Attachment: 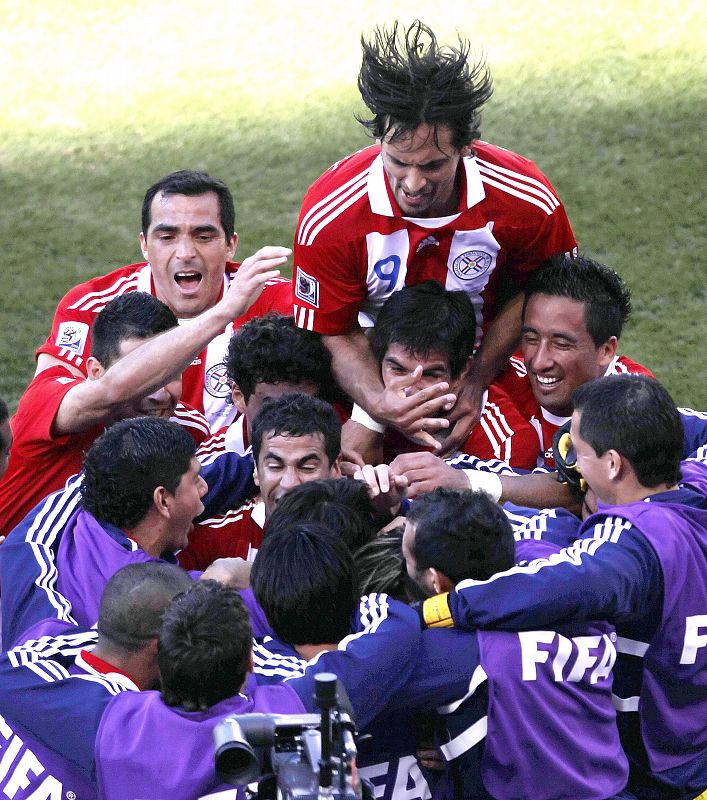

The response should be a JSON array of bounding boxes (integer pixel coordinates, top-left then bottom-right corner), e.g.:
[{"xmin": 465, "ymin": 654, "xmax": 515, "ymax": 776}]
[{"xmin": 213, "ymin": 673, "xmax": 372, "ymax": 799}]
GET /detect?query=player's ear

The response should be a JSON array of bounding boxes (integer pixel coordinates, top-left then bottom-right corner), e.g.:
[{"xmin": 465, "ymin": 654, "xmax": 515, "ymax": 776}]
[
  {"xmin": 86, "ymin": 356, "xmax": 105, "ymax": 381},
  {"xmin": 231, "ymin": 384, "xmax": 247, "ymax": 415},
  {"xmin": 330, "ymin": 454, "xmax": 343, "ymax": 478},
  {"xmin": 606, "ymin": 449, "xmax": 623, "ymax": 482},
  {"xmin": 253, "ymin": 462, "xmax": 260, "ymax": 489},
  {"xmin": 459, "ymin": 143, "xmax": 473, "ymax": 158},
  {"xmin": 430, "ymin": 568, "xmax": 453, "ymax": 594},
  {"xmin": 226, "ymin": 232, "xmax": 237, "ymax": 260},
  {"xmin": 153, "ymin": 485, "xmax": 171, "ymax": 519},
  {"xmin": 139, "ymin": 231, "xmax": 149, "ymax": 261},
  {"xmin": 598, "ymin": 336, "xmax": 618, "ymax": 369}
]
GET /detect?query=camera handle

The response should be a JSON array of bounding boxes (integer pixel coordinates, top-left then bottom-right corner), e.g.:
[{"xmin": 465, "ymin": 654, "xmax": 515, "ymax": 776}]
[{"xmin": 314, "ymin": 673, "xmax": 338, "ymax": 796}]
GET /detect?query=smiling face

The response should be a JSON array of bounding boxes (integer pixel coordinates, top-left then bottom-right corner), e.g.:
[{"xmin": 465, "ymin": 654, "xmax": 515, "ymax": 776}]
[
  {"xmin": 521, "ymin": 294, "xmax": 617, "ymax": 417},
  {"xmin": 139, "ymin": 191, "xmax": 236, "ymax": 319},
  {"xmin": 254, "ymin": 431, "xmax": 340, "ymax": 517},
  {"xmin": 380, "ymin": 124, "xmax": 470, "ymax": 218}
]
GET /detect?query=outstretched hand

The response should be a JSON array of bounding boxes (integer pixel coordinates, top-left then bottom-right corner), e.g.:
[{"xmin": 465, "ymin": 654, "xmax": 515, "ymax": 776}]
[{"xmin": 222, "ymin": 246, "xmax": 291, "ymax": 318}]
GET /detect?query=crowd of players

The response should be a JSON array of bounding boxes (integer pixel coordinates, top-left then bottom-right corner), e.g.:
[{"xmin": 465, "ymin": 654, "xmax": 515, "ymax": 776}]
[{"xmin": 0, "ymin": 19, "xmax": 705, "ymax": 800}]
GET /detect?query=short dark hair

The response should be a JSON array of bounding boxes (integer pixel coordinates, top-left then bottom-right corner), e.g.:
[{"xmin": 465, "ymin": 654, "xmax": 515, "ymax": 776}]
[
  {"xmin": 158, "ymin": 581, "xmax": 252, "ymax": 711},
  {"xmin": 0, "ymin": 398, "xmax": 8, "ymax": 427},
  {"xmin": 81, "ymin": 418, "xmax": 195, "ymax": 528},
  {"xmin": 251, "ymin": 394, "xmax": 341, "ymax": 466},
  {"xmin": 141, "ymin": 170, "xmax": 235, "ymax": 240},
  {"xmin": 90, "ymin": 292, "xmax": 178, "ymax": 367},
  {"xmin": 573, "ymin": 375, "xmax": 682, "ymax": 488},
  {"xmin": 264, "ymin": 478, "xmax": 377, "ymax": 553},
  {"xmin": 523, "ymin": 255, "xmax": 632, "ymax": 346},
  {"xmin": 227, "ymin": 314, "xmax": 333, "ymax": 402},
  {"xmin": 354, "ymin": 527, "xmax": 426, "ymax": 603},
  {"xmin": 370, "ymin": 281, "xmax": 475, "ymax": 378},
  {"xmin": 97, "ymin": 563, "xmax": 193, "ymax": 653},
  {"xmin": 357, "ymin": 20, "xmax": 493, "ymax": 150},
  {"xmin": 406, "ymin": 488, "xmax": 515, "ymax": 584},
  {"xmin": 251, "ymin": 522, "xmax": 357, "ymax": 646}
]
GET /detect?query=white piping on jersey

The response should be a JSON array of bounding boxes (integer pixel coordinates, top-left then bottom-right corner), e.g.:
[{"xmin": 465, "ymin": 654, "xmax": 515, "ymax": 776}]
[
  {"xmin": 456, "ymin": 516, "xmax": 633, "ymax": 590},
  {"xmin": 298, "ymin": 170, "xmax": 370, "ymax": 246},
  {"xmin": 478, "ymin": 400, "xmax": 516, "ymax": 461},
  {"xmin": 23, "ymin": 656, "xmax": 134, "ymax": 696},
  {"xmin": 439, "ymin": 716, "xmax": 488, "ymax": 761},
  {"xmin": 197, "ymin": 499, "xmax": 263, "ymax": 529},
  {"xmin": 67, "ymin": 273, "xmax": 141, "ymax": 312},
  {"xmin": 9, "ymin": 630, "xmax": 98, "ymax": 667},
  {"xmin": 510, "ymin": 509, "xmax": 558, "ymax": 541},
  {"xmin": 437, "ymin": 664, "xmax": 488, "ymax": 714},
  {"xmin": 252, "ymin": 638, "xmax": 306, "ymax": 679},
  {"xmin": 294, "ymin": 304, "xmax": 314, "ymax": 331},
  {"xmin": 616, "ymin": 636, "xmax": 649, "ymax": 657},
  {"xmin": 23, "ymin": 475, "xmax": 84, "ymax": 623},
  {"xmin": 312, "ymin": 593, "xmax": 390, "ymax": 659},
  {"xmin": 444, "ymin": 453, "xmax": 518, "ymax": 476},
  {"xmin": 170, "ymin": 404, "xmax": 210, "ymax": 436},
  {"xmin": 476, "ymin": 158, "xmax": 560, "ymax": 215},
  {"xmin": 57, "ymin": 347, "xmax": 83, "ymax": 367},
  {"xmin": 612, "ymin": 694, "xmax": 640, "ymax": 712},
  {"xmin": 679, "ymin": 407, "xmax": 707, "ymax": 420}
]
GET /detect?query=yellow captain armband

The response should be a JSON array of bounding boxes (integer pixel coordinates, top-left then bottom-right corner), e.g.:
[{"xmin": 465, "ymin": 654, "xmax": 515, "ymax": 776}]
[
  {"xmin": 693, "ymin": 788, "xmax": 707, "ymax": 800},
  {"xmin": 422, "ymin": 593, "xmax": 453, "ymax": 628}
]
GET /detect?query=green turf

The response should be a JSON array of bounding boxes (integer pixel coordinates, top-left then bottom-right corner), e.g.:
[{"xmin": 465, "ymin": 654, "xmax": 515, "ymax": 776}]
[{"xmin": 1, "ymin": 1, "xmax": 705, "ymax": 409}]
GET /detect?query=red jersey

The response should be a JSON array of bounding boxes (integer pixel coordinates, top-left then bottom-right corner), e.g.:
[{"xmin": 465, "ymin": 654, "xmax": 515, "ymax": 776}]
[
  {"xmin": 178, "ymin": 498, "xmax": 265, "ymax": 571},
  {"xmin": 383, "ymin": 384, "xmax": 538, "ymax": 469},
  {"xmin": 0, "ymin": 366, "xmax": 209, "ymax": 536},
  {"xmin": 292, "ymin": 142, "xmax": 576, "ymax": 338},
  {"xmin": 496, "ymin": 353, "xmax": 655, "ymax": 468},
  {"xmin": 197, "ymin": 415, "xmax": 249, "ymax": 464},
  {"xmin": 36, "ymin": 262, "xmax": 292, "ymax": 431}
]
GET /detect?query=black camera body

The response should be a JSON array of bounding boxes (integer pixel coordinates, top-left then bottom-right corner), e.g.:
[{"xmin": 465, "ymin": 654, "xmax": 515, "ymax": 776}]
[{"xmin": 213, "ymin": 674, "xmax": 370, "ymax": 800}]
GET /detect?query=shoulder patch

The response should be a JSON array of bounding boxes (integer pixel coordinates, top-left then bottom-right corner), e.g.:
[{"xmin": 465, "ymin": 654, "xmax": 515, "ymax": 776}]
[
  {"xmin": 55, "ymin": 321, "xmax": 90, "ymax": 355},
  {"xmin": 294, "ymin": 266, "xmax": 320, "ymax": 308}
]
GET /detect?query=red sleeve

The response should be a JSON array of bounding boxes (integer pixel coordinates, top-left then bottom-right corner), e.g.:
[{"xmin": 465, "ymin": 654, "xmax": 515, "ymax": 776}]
[
  {"xmin": 178, "ymin": 511, "xmax": 263, "ymax": 570},
  {"xmin": 464, "ymin": 385, "xmax": 540, "ymax": 469},
  {"xmin": 170, "ymin": 403, "xmax": 211, "ymax": 445},
  {"xmin": 35, "ymin": 291, "xmax": 94, "ymax": 375},
  {"xmin": 292, "ymin": 240, "xmax": 368, "ymax": 334},
  {"xmin": 11, "ymin": 369, "xmax": 84, "ymax": 452},
  {"xmin": 233, "ymin": 277, "xmax": 294, "ymax": 329}
]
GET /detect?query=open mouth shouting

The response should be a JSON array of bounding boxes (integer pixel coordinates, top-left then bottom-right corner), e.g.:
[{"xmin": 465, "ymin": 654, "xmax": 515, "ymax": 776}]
[{"xmin": 174, "ymin": 270, "xmax": 204, "ymax": 295}]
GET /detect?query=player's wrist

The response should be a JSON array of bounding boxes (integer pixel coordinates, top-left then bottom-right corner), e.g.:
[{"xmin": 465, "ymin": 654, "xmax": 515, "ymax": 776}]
[{"xmin": 350, "ymin": 403, "xmax": 387, "ymax": 434}]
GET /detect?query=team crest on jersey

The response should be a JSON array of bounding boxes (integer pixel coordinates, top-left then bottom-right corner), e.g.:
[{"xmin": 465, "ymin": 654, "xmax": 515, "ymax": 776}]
[
  {"xmin": 452, "ymin": 250, "xmax": 493, "ymax": 281},
  {"xmin": 55, "ymin": 321, "xmax": 89, "ymax": 354},
  {"xmin": 294, "ymin": 267, "xmax": 319, "ymax": 308},
  {"xmin": 205, "ymin": 363, "xmax": 232, "ymax": 399}
]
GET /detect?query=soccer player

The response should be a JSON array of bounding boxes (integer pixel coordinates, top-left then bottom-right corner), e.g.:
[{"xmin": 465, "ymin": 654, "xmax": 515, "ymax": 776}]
[
  {"xmin": 178, "ymin": 393, "xmax": 344, "ymax": 570},
  {"xmin": 292, "ymin": 21, "xmax": 576, "ymax": 455},
  {"xmin": 345, "ymin": 281, "xmax": 538, "ymax": 468},
  {"xmin": 0, "ymin": 579, "xmax": 305, "ymax": 800},
  {"xmin": 0, "ymin": 562, "xmax": 192, "ymax": 800},
  {"xmin": 196, "ymin": 313, "xmax": 335, "ymax": 462},
  {"xmin": 0, "ymin": 417, "xmax": 255, "ymax": 648},
  {"xmin": 36, "ymin": 170, "xmax": 292, "ymax": 430},
  {"xmin": 0, "ymin": 249, "xmax": 283, "ymax": 536},
  {"xmin": 420, "ymin": 375, "xmax": 707, "ymax": 799}
]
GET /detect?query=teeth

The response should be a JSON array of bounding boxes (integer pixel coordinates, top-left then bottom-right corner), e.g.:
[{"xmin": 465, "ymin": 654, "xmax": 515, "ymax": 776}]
[
  {"xmin": 175, "ymin": 271, "xmax": 200, "ymax": 278},
  {"xmin": 536, "ymin": 375, "xmax": 561, "ymax": 385}
]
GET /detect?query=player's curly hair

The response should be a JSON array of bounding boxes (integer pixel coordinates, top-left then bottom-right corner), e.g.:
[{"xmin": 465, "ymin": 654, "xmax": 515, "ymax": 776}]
[
  {"xmin": 227, "ymin": 314, "xmax": 333, "ymax": 402},
  {"xmin": 158, "ymin": 581, "xmax": 252, "ymax": 711},
  {"xmin": 357, "ymin": 20, "xmax": 493, "ymax": 150},
  {"xmin": 81, "ymin": 417, "xmax": 195, "ymax": 529}
]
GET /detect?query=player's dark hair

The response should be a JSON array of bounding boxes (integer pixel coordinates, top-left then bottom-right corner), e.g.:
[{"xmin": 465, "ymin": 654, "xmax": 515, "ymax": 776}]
[
  {"xmin": 227, "ymin": 314, "xmax": 333, "ymax": 402},
  {"xmin": 141, "ymin": 169, "xmax": 235, "ymax": 240},
  {"xmin": 354, "ymin": 527, "xmax": 427, "ymax": 603},
  {"xmin": 0, "ymin": 398, "xmax": 8, "ymax": 427},
  {"xmin": 264, "ymin": 478, "xmax": 377, "ymax": 553},
  {"xmin": 90, "ymin": 292, "xmax": 178, "ymax": 367},
  {"xmin": 251, "ymin": 522, "xmax": 357, "ymax": 646},
  {"xmin": 573, "ymin": 375, "xmax": 682, "ymax": 488},
  {"xmin": 158, "ymin": 581, "xmax": 252, "ymax": 711},
  {"xmin": 522, "ymin": 255, "xmax": 632, "ymax": 346},
  {"xmin": 97, "ymin": 563, "xmax": 193, "ymax": 653},
  {"xmin": 251, "ymin": 393, "xmax": 341, "ymax": 466},
  {"xmin": 406, "ymin": 488, "xmax": 515, "ymax": 585},
  {"xmin": 81, "ymin": 417, "xmax": 195, "ymax": 529},
  {"xmin": 370, "ymin": 281, "xmax": 475, "ymax": 378},
  {"xmin": 357, "ymin": 20, "xmax": 493, "ymax": 150}
]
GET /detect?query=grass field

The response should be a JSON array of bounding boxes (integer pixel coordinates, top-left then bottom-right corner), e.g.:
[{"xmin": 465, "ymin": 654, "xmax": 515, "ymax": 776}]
[{"xmin": 1, "ymin": 1, "xmax": 705, "ymax": 409}]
